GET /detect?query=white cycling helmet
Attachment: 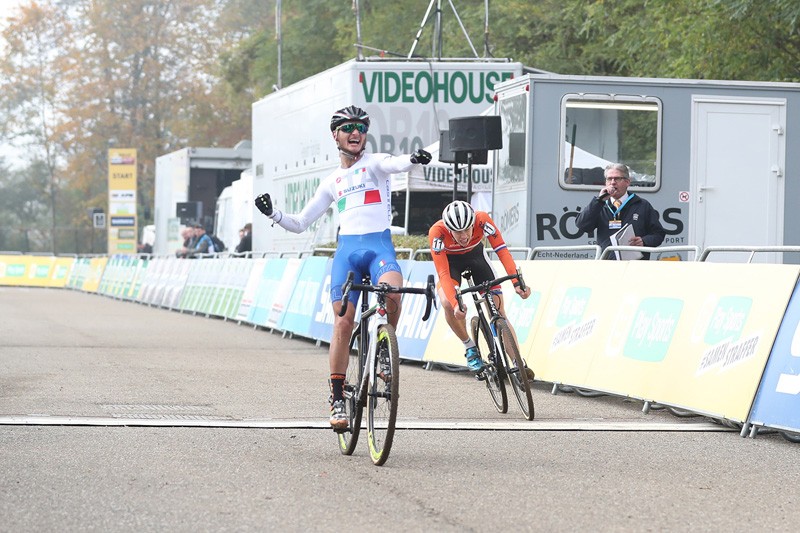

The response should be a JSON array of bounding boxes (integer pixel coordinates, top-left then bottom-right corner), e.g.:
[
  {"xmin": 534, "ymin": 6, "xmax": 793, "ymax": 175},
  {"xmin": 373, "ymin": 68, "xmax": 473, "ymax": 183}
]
[{"xmin": 442, "ymin": 201, "xmax": 475, "ymax": 232}]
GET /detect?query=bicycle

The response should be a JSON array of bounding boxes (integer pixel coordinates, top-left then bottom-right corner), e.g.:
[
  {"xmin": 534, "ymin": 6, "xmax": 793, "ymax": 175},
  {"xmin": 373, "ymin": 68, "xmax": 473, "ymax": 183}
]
[
  {"xmin": 336, "ymin": 271, "xmax": 436, "ymax": 466},
  {"xmin": 455, "ymin": 269, "xmax": 535, "ymax": 421}
]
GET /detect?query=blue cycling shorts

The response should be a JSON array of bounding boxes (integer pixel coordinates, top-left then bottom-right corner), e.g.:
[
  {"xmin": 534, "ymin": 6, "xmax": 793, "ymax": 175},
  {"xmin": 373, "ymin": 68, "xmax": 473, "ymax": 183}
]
[{"xmin": 330, "ymin": 229, "xmax": 402, "ymax": 304}]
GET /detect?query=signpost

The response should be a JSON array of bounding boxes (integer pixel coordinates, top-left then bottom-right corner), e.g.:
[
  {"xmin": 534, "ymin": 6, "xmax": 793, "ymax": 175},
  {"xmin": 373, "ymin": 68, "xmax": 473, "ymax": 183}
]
[{"xmin": 107, "ymin": 148, "xmax": 138, "ymax": 254}]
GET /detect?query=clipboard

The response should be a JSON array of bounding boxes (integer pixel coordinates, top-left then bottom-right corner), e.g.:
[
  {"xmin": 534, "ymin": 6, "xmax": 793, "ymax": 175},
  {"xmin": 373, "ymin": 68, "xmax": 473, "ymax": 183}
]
[{"xmin": 610, "ymin": 223, "xmax": 642, "ymax": 260}]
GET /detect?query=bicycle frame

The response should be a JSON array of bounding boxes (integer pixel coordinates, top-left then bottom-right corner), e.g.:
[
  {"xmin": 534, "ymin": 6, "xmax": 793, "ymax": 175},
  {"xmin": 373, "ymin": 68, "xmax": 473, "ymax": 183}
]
[
  {"xmin": 353, "ymin": 292, "xmax": 390, "ymax": 403},
  {"xmin": 456, "ymin": 268, "xmax": 535, "ymax": 420},
  {"xmin": 465, "ymin": 272, "xmax": 505, "ymax": 362},
  {"xmin": 337, "ymin": 270, "xmax": 436, "ymax": 465}
]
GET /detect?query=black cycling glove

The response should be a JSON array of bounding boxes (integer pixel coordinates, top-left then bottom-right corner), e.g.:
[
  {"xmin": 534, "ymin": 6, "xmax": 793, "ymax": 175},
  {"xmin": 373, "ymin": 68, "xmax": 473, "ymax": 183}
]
[
  {"xmin": 255, "ymin": 193, "xmax": 273, "ymax": 217},
  {"xmin": 410, "ymin": 149, "xmax": 432, "ymax": 165}
]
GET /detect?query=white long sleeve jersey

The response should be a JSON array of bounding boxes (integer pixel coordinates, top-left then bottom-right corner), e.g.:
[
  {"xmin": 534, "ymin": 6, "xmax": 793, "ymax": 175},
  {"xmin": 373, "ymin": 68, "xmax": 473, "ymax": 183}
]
[{"xmin": 272, "ymin": 153, "xmax": 415, "ymax": 236}]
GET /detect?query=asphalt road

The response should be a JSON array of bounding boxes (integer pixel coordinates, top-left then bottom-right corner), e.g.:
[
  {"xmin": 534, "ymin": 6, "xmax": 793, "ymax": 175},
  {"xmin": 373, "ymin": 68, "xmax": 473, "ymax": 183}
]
[{"xmin": 1, "ymin": 287, "xmax": 798, "ymax": 532}]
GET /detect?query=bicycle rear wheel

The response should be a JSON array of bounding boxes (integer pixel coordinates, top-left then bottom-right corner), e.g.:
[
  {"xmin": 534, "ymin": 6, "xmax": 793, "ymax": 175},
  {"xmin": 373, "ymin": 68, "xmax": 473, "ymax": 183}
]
[
  {"xmin": 338, "ymin": 331, "xmax": 366, "ymax": 455},
  {"xmin": 496, "ymin": 318, "xmax": 534, "ymax": 420},
  {"xmin": 367, "ymin": 324, "xmax": 399, "ymax": 466},
  {"xmin": 471, "ymin": 316, "xmax": 507, "ymax": 414}
]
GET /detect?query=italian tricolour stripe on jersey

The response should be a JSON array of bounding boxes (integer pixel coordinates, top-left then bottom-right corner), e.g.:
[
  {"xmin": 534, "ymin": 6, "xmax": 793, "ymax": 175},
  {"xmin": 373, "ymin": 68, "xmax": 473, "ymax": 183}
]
[{"xmin": 336, "ymin": 167, "xmax": 381, "ymax": 212}]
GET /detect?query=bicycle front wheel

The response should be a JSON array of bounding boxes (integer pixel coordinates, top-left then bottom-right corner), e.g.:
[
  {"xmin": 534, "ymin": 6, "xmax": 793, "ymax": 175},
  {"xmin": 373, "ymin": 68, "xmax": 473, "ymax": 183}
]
[
  {"xmin": 496, "ymin": 318, "xmax": 534, "ymax": 420},
  {"xmin": 471, "ymin": 316, "xmax": 507, "ymax": 414},
  {"xmin": 367, "ymin": 324, "xmax": 400, "ymax": 466},
  {"xmin": 338, "ymin": 331, "xmax": 366, "ymax": 455}
]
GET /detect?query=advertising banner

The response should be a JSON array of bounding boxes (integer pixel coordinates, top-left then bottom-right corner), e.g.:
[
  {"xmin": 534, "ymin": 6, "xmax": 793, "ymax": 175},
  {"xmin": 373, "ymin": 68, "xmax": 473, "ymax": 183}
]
[
  {"xmin": 108, "ymin": 148, "xmax": 138, "ymax": 255},
  {"xmin": 748, "ymin": 278, "xmax": 800, "ymax": 433},
  {"xmin": 0, "ymin": 255, "xmax": 73, "ymax": 288},
  {"xmin": 279, "ymin": 256, "xmax": 328, "ymax": 338},
  {"xmin": 595, "ymin": 262, "xmax": 797, "ymax": 421},
  {"xmin": 307, "ymin": 259, "xmax": 335, "ymax": 343},
  {"xmin": 524, "ymin": 261, "xmax": 618, "ymax": 385},
  {"xmin": 396, "ymin": 260, "xmax": 439, "ymax": 360}
]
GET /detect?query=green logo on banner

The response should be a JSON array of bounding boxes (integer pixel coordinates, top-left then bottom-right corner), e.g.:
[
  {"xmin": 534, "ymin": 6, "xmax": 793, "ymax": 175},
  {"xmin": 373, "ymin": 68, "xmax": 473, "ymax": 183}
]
[
  {"xmin": 623, "ymin": 298, "xmax": 683, "ymax": 362},
  {"xmin": 504, "ymin": 291, "xmax": 541, "ymax": 343},
  {"xmin": 7, "ymin": 264, "xmax": 25, "ymax": 277},
  {"xmin": 555, "ymin": 287, "xmax": 591, "ymax": 327},
  {"xmin": 704, "ymin": 296, "xmax": 752, "ymax": 344},
  {"xmin": 35, "ymin": 265, "xmax": 50, "ymax": 278}
]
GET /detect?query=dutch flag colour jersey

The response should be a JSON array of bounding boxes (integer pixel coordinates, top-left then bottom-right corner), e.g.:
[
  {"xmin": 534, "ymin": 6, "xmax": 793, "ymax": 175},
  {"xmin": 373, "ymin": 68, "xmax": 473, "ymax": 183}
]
[{"xmin": 271, "ymin": 153, "xmax": 415, "ymax": 236}]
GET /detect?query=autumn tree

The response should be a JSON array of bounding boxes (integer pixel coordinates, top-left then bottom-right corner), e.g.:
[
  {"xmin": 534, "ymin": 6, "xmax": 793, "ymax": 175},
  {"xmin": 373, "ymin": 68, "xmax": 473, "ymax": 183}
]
[
  {"xmin": 0, "ymin": 2, "xmax": 74, "ymax": 252},
  {"xmin": 1, "ymin": 0, "xmax": 263, "ymax": 252}
]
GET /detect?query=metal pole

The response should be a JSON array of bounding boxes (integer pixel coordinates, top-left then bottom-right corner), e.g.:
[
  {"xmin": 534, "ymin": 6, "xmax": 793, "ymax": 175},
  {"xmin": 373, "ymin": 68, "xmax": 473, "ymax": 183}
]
[
  {"xmin": 483, "ymin": 0, "xmax": 491, "ymax": 57},
  {"xmin": 446, "ymin": 0, "xmax": 479, "ymax": 57},
  {"xmin": 467, "ymin": 153, "xmax": 473, "ymax": 201},
  {"xmin": 353, "ymin": 0, "xmax": 363, "ymax": 60},
  {"xmin": 434, "ymin": 0, "xmax": 442, "ymax": 59},
  {"xmin": 276, "ymin": 0, "xmax": 282, "ymax": 89},
  {"xmin": 452, "ymin": 163, "xmax": 460, "ymax": 201},
  {"xmin": 408, "ymin": 0, "xmax": 436, "ymax": 58},
  {"xmin": 404, "ymin": 181, "xmax": 411, "ymax": 234}
]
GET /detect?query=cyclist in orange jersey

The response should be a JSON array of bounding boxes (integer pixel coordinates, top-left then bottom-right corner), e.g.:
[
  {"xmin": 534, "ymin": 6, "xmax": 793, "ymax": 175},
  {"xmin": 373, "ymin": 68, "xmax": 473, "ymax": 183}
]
[{"xmin": 428, "ymin": 200, "xmax": 531, "ymax": 374}]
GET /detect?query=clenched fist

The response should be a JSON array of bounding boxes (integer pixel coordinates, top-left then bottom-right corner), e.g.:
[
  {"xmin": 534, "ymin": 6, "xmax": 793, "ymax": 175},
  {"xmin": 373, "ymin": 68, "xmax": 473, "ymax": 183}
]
[
  {"xmin": 410, "ymin": 149, "xmax": 432, "ymax": 165},
  {"xmin": 255, "ymin": 193, "xmax": 273, "ymax": 217}
]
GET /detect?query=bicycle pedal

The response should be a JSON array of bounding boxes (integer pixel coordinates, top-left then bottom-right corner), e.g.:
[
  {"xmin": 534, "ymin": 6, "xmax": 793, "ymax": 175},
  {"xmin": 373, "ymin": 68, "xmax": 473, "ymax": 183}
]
[{"xmin": 475, "ymin": 372, "xmax": 487, "ymax": 381}]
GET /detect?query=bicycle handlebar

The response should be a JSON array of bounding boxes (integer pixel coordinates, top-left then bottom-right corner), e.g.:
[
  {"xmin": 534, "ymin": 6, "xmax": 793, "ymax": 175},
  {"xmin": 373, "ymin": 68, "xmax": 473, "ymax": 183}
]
[
  {"xmin": 455, "ymin": 268, "xmax": 526, "ymax": 313},
  {"xmin": 338, "ymin": 271, "xmax": 437, "ymax": 321}
]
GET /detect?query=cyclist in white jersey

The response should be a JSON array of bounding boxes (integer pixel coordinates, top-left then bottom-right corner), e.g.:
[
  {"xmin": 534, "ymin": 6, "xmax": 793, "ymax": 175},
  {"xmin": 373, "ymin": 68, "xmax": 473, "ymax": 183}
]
[{"xmin": 255, "ymin": 105, "xmax": 431, "ymax": 429}]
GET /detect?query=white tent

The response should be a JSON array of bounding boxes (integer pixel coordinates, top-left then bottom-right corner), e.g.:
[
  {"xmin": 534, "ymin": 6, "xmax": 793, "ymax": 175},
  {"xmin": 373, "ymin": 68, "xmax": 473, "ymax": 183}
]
[
  {"xmin": 392, "ymin": 140, "xmax": 493, "ymax": 193},
  {"xmin": 564, "ymin": 142, "xmax": 615, "ymax": 170},
  {"xmin": 393, "ymin": 140, "xmax": 493, "ymax": 233}
]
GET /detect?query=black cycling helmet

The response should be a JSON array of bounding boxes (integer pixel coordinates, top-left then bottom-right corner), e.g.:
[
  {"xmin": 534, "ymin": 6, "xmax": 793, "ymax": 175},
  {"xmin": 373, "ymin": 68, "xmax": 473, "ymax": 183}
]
[{"xmin": 330, "ymin": 105, "xmax": 370, "ymax": 131}]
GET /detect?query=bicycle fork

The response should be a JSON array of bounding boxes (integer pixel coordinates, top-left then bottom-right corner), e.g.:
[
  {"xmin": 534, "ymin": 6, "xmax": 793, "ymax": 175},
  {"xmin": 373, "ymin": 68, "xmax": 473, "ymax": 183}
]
[{"xmin": 358, "ymin": 305, "xmax": 390, "ymax": 402}]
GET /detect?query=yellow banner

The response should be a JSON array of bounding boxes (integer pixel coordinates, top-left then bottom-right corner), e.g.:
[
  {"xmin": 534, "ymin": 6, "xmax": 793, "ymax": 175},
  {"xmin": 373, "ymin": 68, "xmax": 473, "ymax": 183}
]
[
  {"xmin": 584, "ymin": 261, "xmax": 798, "ymax": 421},
  {"xmin": 0, "ymin": 255, "xmax": 75, "ymax": 287},
  {"xmin": 108, "ymin": 148, "xmax": 138, "ymax": 255},
  {"xmin": 523, "ymin": 260, "xmax": 799, "ymax": 422}
]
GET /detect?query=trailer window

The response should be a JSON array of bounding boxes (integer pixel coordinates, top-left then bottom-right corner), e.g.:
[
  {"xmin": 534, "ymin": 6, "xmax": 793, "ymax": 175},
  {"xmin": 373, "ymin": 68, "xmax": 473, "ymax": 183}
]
[
  {"xmin": 496, "ymin": 92, "xmax": 527, "ymax": 187},
  {"xmin": 560, "ymin": 95, "xmax": 661, "ymax": 191}
]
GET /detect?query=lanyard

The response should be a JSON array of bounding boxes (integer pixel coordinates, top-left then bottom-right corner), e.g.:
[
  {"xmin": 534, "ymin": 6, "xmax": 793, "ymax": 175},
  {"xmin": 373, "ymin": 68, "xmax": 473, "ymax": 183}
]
[{"xmin": 607, "ymin": 194, "xmax": 635, "ymax": 218}]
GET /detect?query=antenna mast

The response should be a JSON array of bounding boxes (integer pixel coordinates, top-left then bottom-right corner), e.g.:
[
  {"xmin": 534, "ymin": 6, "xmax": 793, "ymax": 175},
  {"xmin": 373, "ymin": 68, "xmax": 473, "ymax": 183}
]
[{"xmin": 407, "ymin": 0, "xmax": 479, "ymax": 59}]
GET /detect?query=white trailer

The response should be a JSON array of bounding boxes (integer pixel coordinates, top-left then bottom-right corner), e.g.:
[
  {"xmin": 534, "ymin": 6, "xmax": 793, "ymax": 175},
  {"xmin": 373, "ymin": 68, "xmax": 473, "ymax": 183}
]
[
  {"xmin": 214, "ymin": 169, "xmax": 253, "ymax": 252},
  {"xmin": 251, "ymin": 58, "xmax": 524, "ymax": 252},
  {"xmin": 491, "ymin": 73, "xmax": 800, "ymax": 262},
  {"xmin": 153, "ymin": 144, "xmax": 251, "ymax": 255}
]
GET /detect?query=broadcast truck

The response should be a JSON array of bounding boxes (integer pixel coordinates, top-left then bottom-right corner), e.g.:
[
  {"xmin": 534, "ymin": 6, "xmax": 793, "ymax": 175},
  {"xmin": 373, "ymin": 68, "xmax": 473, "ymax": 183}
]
[
  {"xmin": 250, "ymin": 58, "xmax": 524, "ymax": 252},
  {"xmin": 490, "ymin": 73, "xmax": 800, "ymax": 263}
]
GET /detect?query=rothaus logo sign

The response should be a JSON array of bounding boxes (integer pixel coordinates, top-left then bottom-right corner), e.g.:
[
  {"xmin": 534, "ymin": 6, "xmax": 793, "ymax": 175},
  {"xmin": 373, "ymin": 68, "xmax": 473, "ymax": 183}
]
[{"xmin": 360, "ymin": 70, "xmax": 515, "ymax": 105}]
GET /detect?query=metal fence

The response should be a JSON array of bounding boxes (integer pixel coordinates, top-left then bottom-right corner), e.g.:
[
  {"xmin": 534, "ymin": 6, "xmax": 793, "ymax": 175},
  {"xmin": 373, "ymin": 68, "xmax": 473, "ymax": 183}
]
[{"xmin": 0, "ymin": 227, "xmax": 108, "ymax": 255}]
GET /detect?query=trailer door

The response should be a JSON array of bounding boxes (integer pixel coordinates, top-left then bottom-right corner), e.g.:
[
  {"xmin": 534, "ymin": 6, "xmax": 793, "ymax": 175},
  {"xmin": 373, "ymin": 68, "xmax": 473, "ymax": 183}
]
[{"xmin": 690, "ymin": 97, "xmax": 786, "ymax": 262}]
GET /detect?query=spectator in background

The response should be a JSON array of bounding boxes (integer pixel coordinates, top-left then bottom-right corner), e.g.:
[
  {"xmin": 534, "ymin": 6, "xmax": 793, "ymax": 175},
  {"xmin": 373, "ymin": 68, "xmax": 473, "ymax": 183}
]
[
  {"xmin": 177, "ymin": 224, "xmax": 213, "ymax": 258},
  {"xmin": 176, "ymin": 226, "xmax": 196, "ymax": 258},
  {"xmin": 575, "ymin": 163, "xmax": 665, "ymax": 260},
  {"xmin": 190, "ymin": 224, "xmax": 214, "ymax": 255},
  {"xmin": 235, "ymin": 223, "xmax": 252, "ymax": 253}
]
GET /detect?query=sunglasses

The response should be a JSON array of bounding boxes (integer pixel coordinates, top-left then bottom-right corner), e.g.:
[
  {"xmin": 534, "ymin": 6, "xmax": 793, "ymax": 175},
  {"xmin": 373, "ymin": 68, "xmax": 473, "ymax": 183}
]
[{"xmin": 339, "ymin": 123, "xmax": 368, "ymax": 134}]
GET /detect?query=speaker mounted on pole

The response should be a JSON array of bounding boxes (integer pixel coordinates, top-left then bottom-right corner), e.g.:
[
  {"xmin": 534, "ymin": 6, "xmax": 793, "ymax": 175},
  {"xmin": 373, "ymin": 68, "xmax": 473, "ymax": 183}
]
[
  {"xmin": 439, "ymin": 130, "xmax": 488, "ymax": 165},
  {"xmin": 448, "ymin": 116, "xmax": 502, "ymax": 152},
  {"xmin": 447, "ymin": 116, "xmax": 502, "ymax": 201}
]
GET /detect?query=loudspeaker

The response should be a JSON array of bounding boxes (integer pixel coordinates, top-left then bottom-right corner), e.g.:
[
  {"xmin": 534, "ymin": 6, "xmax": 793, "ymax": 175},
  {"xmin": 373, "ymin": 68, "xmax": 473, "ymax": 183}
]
[
  {"xmin": 439, "ymin": 130, "xmax": 488, "ymax": 165},
  {"xmin": 176, "ymin": 201, "xmax": 202, "ymax": 224},
  {"xmin": 448, "ymin": 116, "xmax": 502, "ymax": 152}
]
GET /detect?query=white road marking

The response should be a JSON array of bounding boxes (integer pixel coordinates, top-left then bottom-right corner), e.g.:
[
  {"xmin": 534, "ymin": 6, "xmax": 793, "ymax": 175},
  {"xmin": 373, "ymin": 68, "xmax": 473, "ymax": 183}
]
[{"xmin": 0, "ymin": 415, "xmax": 732, "ymax": 432}]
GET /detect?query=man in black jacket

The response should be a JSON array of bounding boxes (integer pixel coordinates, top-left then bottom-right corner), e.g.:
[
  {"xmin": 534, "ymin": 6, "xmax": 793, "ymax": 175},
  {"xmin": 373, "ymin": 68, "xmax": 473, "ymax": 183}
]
[
  {"xmin": 235, "ymin": 223, "xmax": 252, "ymax": 253},
  {"xmin": 575, "ymin": 163, "xmax": 665, "ymax": 260}
]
